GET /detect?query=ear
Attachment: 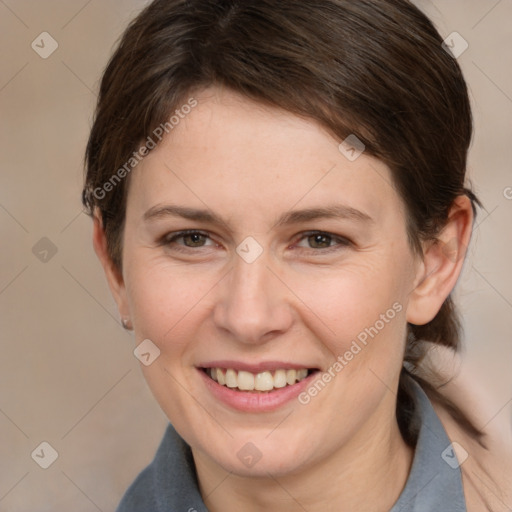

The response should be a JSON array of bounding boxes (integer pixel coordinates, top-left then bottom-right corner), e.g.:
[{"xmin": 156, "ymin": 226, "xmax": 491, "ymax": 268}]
[
  {"xmin": 92, "ymin": 209, "xmax": 130, "ymax": 324},
  {"xmin": 406, "ymin": 195, "xmax": 474, "ymax": 325}
]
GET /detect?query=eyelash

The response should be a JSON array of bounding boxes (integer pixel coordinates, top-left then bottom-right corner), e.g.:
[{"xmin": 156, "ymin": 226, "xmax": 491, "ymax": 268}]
[{"xmin": 160, "ymin": 229, "xmax": 351, "ymax": 255}]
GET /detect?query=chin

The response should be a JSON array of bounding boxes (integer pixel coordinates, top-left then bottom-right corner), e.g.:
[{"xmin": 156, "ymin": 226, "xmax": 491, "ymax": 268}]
[{"xmin": 195, "ymin": 434, "xmax": 312, "ymax": 478}]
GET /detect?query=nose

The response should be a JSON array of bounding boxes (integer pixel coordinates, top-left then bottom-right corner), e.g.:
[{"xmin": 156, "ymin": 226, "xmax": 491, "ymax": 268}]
[{"xmin": 213, "ymin": 247, "xmax": 294, "ymax": 345}]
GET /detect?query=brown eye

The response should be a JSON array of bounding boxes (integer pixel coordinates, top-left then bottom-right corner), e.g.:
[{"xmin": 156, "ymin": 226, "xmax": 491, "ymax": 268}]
[
  {"xmin": 295, "ymin": 231, "xmax": 350, "ymax": 252},
  {"xmin": 308, "ymin": 233, "xmax": 333, "ymax": 249},
  {"xmin": 180, "ymin": 232, "xmax": 208, "ymax": 247},
  {"xmin": 162, "ymin": 230, "xmax": 214, "ymax": 250}
]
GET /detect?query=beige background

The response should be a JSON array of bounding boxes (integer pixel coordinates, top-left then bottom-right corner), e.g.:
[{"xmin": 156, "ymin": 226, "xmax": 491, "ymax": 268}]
[{"xmin": 0, "ymin": 1, "xmax": 511, "ymax": 510}]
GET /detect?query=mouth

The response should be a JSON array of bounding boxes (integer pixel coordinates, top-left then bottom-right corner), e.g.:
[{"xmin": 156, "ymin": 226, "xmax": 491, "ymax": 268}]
[
  {"xmin": 197, "ymin": 361, "xmax": 322, "ymax": 411},
  {"xmin": 201, "ymin": 367, "xmax": 317, "ymax": 393}
]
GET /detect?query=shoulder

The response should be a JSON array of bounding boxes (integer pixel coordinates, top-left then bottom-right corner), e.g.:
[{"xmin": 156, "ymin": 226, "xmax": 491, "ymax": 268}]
[
  {"xmin": 115, "ymin": 424, "xmax": 171, "ymax": 512},
  {"xmin": 116, "ymin": 463, "xmax": 158, "ymax": 512},
  {"xmin": 426, "ymin": 352, "xmax": 512, "ymax": 511},
  {"xmin": 115, "ymin": 423, "xmax": 207, "ymax": 512}
]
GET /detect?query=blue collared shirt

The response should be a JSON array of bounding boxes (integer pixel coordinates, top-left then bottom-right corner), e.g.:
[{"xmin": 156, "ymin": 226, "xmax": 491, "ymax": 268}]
[{"xmin": 116, "ymin": 377, "xmax": 466, "ymax": 511}]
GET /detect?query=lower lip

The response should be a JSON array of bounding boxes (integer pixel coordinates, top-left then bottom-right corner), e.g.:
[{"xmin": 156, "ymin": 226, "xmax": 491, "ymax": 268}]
[{"xmin": 197, "ymin": 368, "xmax": 318, "ymax": 412}]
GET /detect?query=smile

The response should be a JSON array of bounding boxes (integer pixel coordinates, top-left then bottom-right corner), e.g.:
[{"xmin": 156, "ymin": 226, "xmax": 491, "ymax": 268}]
[
  {"xmin": 204, "ymin": 367, "xmax": 312, "ymax": 392},
  {"xmin": 198, "ymin": 364, "xmax": 320, "ymax": 412}
]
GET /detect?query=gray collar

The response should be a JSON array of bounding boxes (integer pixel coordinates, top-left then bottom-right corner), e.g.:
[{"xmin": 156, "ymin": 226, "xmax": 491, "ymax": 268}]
[
  {"xmin": 117, "ymin": 378, "xmax": 466, "ymax": 511},
  {"xmin": 390, "ymin": 378, "xmax": 466, "ymax": 511}
]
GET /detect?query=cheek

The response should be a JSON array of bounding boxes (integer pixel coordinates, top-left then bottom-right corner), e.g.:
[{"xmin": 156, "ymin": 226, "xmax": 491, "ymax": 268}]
[
  {"xmin": 124, "ymin": 259, "xmax": 214, "ymax": 421},
  {"xmin": 291, "ymin": 257, "xmax": 405, "ymax": 335},
  {"xmin": 125, "ymin": 256, "xmax": 216, "ymax": 353},
  {"xmin": 289, "ymin": 254, "xmax": 410, "ymax": 384}
]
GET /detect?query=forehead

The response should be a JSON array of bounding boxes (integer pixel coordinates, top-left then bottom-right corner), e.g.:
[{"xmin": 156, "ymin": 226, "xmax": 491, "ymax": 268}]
[{"xmin": 128, "ymin": 86, "xmax": 405, "ymax": 228}]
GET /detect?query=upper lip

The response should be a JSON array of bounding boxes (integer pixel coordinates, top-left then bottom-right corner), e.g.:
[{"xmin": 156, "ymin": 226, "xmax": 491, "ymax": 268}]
[{"xmin": 198, "ymin": 360, "xmax": 319, "ymax": 373}]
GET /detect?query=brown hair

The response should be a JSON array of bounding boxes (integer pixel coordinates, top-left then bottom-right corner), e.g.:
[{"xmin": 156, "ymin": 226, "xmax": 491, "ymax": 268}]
[{"xmin": 83, "ymin": 0, "xmax": 484, "ymax": 445}]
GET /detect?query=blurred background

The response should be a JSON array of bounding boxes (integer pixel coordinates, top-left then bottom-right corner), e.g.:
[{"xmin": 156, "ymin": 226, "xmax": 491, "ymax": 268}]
[{"xmin": 1, "ymin": 0, "xmax": 511, "ymax": 510}]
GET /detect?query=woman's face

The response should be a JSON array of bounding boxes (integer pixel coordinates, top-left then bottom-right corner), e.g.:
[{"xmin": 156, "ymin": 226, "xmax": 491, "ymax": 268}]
[{"xmin": 115, "ymin": 86, "xmax": 422, "ymax": 477}]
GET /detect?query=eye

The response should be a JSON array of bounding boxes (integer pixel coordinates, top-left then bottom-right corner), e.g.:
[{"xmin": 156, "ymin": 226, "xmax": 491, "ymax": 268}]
[
  {"xmin": 159, "ymin": 229, "xmax": 351, "ymax": 254},
  {"xmin": 294, "ymin": 231, "xmax": 351, "ymax": 252},
  {"xmin": 161, "ymin": 230, "xmax": 216, "ymax": 250}
]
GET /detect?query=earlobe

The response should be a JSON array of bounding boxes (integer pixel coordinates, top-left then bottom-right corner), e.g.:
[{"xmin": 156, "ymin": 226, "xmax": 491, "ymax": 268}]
[
  {"xmin": 92, "ymin": 210, "xmax": 130, "ymax": 323},
  {"xmin": 406, "ymin": 195, "xmax": 473, "ymax": 326}
]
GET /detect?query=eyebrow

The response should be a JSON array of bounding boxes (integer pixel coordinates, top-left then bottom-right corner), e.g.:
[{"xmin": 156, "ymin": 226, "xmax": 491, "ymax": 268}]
[{"xmin": 143, "ymin": 203, "xmax": 374, "ymax": 229}]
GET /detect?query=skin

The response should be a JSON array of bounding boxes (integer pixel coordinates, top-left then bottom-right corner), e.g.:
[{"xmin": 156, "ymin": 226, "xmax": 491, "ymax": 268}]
[{"xmin": 93, "ymin": 85, "xmax": 474, "ymax": 511}]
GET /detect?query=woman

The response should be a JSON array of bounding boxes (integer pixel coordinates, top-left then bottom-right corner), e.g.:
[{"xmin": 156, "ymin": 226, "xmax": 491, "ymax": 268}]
[{"xmin": 82, "ymin": 0, "xmax": 512, "ymax": 510}]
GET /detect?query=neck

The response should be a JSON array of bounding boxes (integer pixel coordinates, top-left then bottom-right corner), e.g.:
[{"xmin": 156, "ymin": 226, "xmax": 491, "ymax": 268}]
[{"xmin": 193, "ymin": 398, "xmax": 414, "ymax": 512}]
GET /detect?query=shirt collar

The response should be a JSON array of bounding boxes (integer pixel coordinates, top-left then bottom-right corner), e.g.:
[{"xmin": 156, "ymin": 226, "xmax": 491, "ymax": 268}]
[{"xmin": 390, "ymin": 377, "xmax": 466, "ymax": 511}]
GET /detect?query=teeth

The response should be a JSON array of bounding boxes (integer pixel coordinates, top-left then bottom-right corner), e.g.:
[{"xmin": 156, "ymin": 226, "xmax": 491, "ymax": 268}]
[
  {"xmin": 206, "ymin": 367, "xmax": 311, "ymax": 391},
  {"xmin": 297, "ymin": 369, "xmax": 308, "ymax": 380},
  {"xmin": 238, "ymin": 371, "xmax": 255, "ymax": 390},
  {"xmin": 286, "ymin": 369, "xmax": 297, "ymax": 385},
  {"xmin": 273, "ymin": 369, "xmax": 287, "ymax": 388},
  {"xmin": 225, "ymin": 369, "xmax": 238, "ymax": 388},
  {"xmin": 255, "ymin": 371, "xmax": 274, "ymax": 391}
]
